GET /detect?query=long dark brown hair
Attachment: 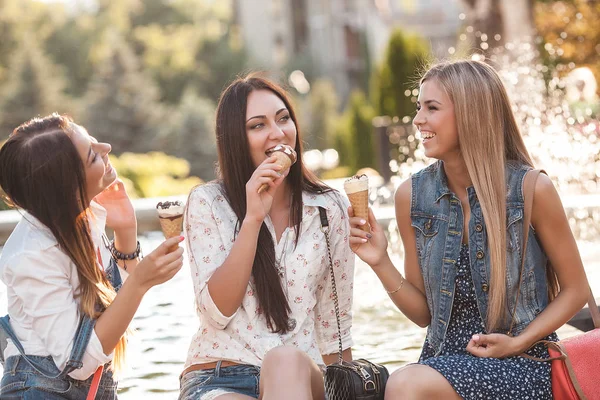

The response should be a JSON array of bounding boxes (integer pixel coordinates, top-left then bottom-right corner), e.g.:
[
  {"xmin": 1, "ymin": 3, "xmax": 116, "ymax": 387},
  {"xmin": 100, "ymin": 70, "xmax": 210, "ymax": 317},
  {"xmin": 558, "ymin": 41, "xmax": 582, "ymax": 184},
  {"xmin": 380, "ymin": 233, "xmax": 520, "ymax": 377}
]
[
  {"xmin": 0, "ymin": 114, "xmax": 127, "ymax": 371},
  {"xmin": 215, "ymin": 74, "xmax": 331, "ymax": 333}
]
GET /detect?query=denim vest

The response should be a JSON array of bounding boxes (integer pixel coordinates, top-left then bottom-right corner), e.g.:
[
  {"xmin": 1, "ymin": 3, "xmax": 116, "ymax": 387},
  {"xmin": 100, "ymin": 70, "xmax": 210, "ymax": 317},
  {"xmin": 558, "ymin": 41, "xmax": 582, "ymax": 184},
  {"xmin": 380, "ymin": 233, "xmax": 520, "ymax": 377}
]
[
  {"xmin": 411, "ymin": 160, "xmax": 550, "ymax": 354},
  {"xmin": 0, "ymin": 258, "xmax": 122, "ymax": 399}
]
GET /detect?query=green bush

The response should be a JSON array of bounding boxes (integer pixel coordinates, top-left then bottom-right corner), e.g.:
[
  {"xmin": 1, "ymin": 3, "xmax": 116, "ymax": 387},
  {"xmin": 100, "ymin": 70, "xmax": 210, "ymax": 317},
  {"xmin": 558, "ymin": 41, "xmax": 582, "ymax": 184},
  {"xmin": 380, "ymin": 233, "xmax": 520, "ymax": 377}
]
[
  {"xmin": 335, "ymin": 90, "xmax": 376, "ymax": 173},
  {"xmin": 371, "ymin": 28, "xmax": 430, "ymax": 120},
  {"xmin": 109, "ymin": 151, "xmax": 202, "ymax": 198}
]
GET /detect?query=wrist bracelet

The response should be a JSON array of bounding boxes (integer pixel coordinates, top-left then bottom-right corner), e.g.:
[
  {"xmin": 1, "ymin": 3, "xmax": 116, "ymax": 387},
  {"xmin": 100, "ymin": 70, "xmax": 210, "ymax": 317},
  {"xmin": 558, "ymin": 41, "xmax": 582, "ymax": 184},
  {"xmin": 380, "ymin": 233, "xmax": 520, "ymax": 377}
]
[
  {"xmin": 109, "ymin": 240, "xmax": 141, "ymax": 261},
  {"xmin": 386, "ymin": 277, "xmax": 405, "ymax": 295}
]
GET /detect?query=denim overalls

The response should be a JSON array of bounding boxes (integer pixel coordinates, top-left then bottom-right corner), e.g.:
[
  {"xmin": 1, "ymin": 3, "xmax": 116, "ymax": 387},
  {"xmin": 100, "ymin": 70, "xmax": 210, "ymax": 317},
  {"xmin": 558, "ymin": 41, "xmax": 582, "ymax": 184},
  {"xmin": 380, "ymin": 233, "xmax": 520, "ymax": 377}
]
[
  {"xmin": 411, "ymin": 160, "xmax": 550, "ymax": 355},
  {"xmin": 0, "ymin": 259, "xmax": 122, "ymax": 399}
]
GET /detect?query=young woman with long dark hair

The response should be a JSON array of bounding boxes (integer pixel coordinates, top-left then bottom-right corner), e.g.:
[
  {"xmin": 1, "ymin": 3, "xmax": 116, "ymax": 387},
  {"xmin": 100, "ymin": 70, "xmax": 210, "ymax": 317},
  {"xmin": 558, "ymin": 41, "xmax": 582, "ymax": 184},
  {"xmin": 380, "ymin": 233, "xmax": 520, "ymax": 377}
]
[
  {"xmin": 0, "ymin": 114, "xmax": 184, "ymax": 398},
  {"xmin": 180, "ymin": 75, "xmax": 355, "ymax": 400}
]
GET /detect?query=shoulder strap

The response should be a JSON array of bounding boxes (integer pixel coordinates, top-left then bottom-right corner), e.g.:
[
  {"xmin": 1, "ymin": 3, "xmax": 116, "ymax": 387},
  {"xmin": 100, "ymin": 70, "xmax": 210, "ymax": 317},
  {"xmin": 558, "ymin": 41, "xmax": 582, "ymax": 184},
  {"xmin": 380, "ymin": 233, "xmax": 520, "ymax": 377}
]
[
  {"xmin": 509, "ymin": 170, "xmax": 599, "ymax": 334},
  {"xmin": 0, "ymin": 315, "xmax": 96, "ymax": 379},
  {"xmin": 508, "ymin": 169, "xmax": 542, "ymax": 335},
  {"xmin": 318, "ymin": 206, "xmax": 344, "ymax": 364}
]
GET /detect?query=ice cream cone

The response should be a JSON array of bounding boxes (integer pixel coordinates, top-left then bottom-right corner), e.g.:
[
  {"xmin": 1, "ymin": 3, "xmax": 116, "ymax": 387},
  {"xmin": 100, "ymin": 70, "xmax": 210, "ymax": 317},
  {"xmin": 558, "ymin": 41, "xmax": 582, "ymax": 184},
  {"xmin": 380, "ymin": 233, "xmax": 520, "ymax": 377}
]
[
  {"xmin": 156, "ymin": 201, "xmax": 185, "ymax": 252},
  {"xmin": 344, "ymin": 175, "xmax": 370, "ymax": 232},
  {"xmin": 159, "ymin": 215, "xmax": 183, "ymax": 252},
  {"xmin": 258, "ymin": 144, "xmax": 297, "ymax": 194}
]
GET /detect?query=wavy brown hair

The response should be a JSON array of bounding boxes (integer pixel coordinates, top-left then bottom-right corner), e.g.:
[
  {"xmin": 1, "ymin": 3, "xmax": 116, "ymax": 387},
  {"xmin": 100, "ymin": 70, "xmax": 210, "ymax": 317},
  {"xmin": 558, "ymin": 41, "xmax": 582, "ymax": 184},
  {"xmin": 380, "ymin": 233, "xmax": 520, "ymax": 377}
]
[
  {"xmin": 214, "ymin": 74, "xmax": 331, "ymax": 333},
  {"xmin": 421, "ymin": 60, "xmax": 559, "ymax": 332},
  {"xmin": 0, "ymin": 114, "xmax": 127, "ymax": 372}
]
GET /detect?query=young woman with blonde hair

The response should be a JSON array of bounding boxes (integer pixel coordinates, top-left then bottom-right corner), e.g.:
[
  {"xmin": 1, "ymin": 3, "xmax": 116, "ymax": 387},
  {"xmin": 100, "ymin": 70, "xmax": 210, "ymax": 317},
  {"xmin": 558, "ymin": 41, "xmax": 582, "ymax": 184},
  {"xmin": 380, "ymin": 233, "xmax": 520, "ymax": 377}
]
[
  {"xmin": 0, "ymin": 114, "xmax": 184, "ymax": 398},
  {"xmin": 349, "ymin": 60, "xmax": 590, "ymax": 399}
]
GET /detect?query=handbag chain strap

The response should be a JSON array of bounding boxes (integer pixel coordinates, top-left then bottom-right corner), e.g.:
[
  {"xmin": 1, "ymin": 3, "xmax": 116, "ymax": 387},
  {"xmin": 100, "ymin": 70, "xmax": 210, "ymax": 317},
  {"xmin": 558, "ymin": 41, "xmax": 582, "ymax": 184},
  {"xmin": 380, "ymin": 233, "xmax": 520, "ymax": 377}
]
[{"xmin": 318, "ymin": 206, "xmax": 344, "ymax": 364}]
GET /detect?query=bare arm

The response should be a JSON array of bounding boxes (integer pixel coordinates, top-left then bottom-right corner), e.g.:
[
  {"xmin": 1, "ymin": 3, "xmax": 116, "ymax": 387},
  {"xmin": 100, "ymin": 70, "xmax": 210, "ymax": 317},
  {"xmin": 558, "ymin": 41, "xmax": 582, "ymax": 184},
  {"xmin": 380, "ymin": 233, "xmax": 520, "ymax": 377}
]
[
  {"xmin": 383, "ymin": 178, "xmax": 430, "ymax": 327},
  {"xmin": 94, "ymin": 236, "xmax": 184, "ymax": 354},
  {"xmin": 348, "ymin": 178, "xmax": 430, "ymax": 328}
]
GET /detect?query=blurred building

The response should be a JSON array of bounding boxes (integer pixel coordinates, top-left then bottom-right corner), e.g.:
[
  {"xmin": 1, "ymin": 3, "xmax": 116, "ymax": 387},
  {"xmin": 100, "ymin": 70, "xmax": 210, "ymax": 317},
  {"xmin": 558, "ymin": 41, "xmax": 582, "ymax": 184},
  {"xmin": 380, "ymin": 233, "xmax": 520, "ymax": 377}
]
[{"xmin": 233, "ymin": 0, "xmax": 463, "ymax": 102}]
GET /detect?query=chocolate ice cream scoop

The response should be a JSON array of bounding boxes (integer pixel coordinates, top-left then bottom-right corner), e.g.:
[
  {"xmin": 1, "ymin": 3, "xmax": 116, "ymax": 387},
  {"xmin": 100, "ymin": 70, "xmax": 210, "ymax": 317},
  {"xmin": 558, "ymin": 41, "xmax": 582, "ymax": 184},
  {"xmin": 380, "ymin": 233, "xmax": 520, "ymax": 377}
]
[{"xmin": 258, "ymin": 144, "xmax": 297, "ymax": 193}]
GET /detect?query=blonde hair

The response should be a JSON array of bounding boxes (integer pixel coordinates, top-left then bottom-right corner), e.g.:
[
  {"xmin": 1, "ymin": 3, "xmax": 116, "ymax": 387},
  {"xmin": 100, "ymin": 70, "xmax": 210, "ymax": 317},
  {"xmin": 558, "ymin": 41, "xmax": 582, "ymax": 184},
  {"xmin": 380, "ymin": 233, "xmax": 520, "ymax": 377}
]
[{"xmin": 421, "ymin": 60, "xmax": 535, "ymax": 332}]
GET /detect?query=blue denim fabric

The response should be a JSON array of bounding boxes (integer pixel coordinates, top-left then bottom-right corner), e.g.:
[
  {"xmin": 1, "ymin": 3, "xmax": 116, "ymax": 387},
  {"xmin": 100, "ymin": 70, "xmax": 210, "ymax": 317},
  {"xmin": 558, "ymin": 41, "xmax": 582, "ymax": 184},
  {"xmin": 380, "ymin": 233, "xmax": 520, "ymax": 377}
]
[
  {"xmin": 179, "ymin": 362, "xmax": 260, "ymax": 400},
  {"xmin": 411, "ymin": 160, "xmax": 550, "ymax": 354},
  {"xmin": 0, "ymin": 355, "xmax": 117, "ymax": 400},
  {"xmin": 0, "ymin": 258, "xmax": 122, "ymax": 399}
]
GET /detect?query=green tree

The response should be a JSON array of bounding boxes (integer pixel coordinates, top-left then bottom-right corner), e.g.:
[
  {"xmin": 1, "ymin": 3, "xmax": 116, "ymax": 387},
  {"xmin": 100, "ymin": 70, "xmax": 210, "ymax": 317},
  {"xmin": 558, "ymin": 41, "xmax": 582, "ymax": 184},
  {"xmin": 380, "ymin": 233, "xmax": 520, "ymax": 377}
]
[
  {"xmin": 45, "ymin": 17, "xmax": 98, "ymax": 98},
  {"xmin": 0, "ymin": 39, "xmax": 68, "ymax": 137},
  {"xmin": 161, "ymin": 89, "xmax": 217, "ymax": 181},
  {"xmin": 337, "ymin": 91, "xmax": 376, "ymax": 172},
  {"xmin": 83, "ymin": 34, "xmax": 164, "ymax": 154},
  {"xmin": 131, "ymin": 0, "xmax": 246, "ymax": 103},
  {"xmin": 307, "ymin": 80, "xmax": 340, "ymax": 151},
  {"xmin": 371, "ymin": 28, "xmax": 430, "ymax": 120}
]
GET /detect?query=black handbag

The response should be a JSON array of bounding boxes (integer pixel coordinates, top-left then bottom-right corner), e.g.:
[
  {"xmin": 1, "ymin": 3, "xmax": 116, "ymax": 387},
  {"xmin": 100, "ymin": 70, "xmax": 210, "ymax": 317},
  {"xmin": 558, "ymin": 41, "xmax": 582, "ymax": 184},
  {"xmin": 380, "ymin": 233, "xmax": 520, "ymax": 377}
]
[{"xmin": 318, "ymin": 207, "xmax": 389, "ymax": 400}]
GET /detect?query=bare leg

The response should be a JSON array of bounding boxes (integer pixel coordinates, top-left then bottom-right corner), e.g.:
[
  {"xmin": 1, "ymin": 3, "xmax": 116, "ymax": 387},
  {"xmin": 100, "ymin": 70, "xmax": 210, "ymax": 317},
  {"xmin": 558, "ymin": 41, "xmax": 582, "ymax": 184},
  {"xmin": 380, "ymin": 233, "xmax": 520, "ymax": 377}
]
[
  {"xmin": 385, "ymin": 364, "xmax": 461, "ymax": 400},
  {"xmin": 213, "ymin": 395, "xmax": 256, "ymax": 400},
  {"xmin": 259, "ymin": 346, "xmax": 325, "ymax": 400}
]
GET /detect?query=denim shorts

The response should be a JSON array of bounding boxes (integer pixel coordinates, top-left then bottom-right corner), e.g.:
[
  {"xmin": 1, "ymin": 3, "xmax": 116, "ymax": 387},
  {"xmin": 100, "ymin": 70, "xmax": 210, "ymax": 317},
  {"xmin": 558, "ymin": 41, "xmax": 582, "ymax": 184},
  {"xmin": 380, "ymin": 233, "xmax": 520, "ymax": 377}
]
[
  {"xmin": 179, "ymin": 361, "xmax": 260, "ymax": 400},
  {"xmin": 1, "ymin": 355, "xmax": 117, "ymax": 400}
]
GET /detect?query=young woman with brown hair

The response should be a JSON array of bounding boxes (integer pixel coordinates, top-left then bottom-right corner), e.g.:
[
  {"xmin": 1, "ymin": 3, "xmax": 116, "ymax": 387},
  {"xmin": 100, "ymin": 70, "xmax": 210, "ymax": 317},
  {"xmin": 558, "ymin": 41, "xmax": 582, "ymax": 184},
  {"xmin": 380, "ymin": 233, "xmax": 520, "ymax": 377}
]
[
  {"xmin": 0, "ymin": 114, "xmax": 184, "ymax": 399},
  {"xmin": 180, "ymin": 75, "xmax": 354, "ymax": 400},
  {"xmin": 349, "ymin": 60, "xmax": 590, "ymax": 399}
]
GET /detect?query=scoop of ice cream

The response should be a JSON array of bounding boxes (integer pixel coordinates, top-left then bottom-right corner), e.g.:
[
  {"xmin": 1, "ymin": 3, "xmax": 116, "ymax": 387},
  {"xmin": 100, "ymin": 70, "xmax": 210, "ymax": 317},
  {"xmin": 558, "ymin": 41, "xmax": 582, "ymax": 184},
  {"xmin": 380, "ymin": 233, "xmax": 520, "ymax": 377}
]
[
  {"xmin": 265, "ymin": 144, "xmax": 297, "ymax": 164},
  {"xmin": 156, "ymin": 200, "xmax": 185, "ymax": 218},
  {"xmin": 343, "ymin": 174, "xmax": 369, "ymax": 194},
  {"xmin": 257, "ymin": 144, "xmax": 297, "ymax": 194}
]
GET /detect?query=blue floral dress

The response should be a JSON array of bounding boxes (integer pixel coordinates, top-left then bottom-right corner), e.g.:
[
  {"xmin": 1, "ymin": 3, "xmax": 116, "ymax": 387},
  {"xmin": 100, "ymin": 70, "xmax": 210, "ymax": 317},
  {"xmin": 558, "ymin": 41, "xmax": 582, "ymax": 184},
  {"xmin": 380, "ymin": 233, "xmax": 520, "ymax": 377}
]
[{"xmin": 419, "ymin": 244, "xmax": 557, "ymax": 399}]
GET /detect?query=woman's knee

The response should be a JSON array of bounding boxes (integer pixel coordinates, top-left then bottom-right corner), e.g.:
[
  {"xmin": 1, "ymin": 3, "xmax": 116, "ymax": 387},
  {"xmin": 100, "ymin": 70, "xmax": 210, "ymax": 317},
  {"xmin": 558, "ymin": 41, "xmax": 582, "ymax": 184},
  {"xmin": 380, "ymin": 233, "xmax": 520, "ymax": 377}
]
[
  {"xmin": 262, "ymin": 346, "xmax": 312, "ymax": 372},
  {"xmin": 385, "ymin": 364, "xmax": 457, "ymax": 399}
]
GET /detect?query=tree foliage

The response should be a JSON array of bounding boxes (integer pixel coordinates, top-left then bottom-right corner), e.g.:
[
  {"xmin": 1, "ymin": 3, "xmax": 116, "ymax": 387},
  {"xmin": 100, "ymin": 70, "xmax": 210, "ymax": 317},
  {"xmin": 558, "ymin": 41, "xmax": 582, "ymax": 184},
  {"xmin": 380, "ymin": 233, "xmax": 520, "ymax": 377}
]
[
  {"xmin": 535, "ymin": 0, "xmax": 600, "ymax": 94},
  {"xmin": 371, "ymin": 28, "xmax": 430, "ymax": 120},
  {"xmin": 336, "ymin": 91, "xmax": 376, "ymax": 172},
  {"xmin": 0, "ymin": 40, "xmax": 68, "ymax": 137},
  {"xmin": 83, "ymin": 35, "xmax": 163, "ymax": 154}
]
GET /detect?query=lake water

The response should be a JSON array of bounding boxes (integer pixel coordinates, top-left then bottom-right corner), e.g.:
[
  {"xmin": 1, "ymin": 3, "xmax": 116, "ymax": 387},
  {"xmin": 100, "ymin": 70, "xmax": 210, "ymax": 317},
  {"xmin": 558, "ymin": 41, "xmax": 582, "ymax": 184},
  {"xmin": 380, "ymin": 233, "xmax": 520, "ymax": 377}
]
[{"xmin": 1, "ymin": 231, "xmax": 599, "ymax": 399}]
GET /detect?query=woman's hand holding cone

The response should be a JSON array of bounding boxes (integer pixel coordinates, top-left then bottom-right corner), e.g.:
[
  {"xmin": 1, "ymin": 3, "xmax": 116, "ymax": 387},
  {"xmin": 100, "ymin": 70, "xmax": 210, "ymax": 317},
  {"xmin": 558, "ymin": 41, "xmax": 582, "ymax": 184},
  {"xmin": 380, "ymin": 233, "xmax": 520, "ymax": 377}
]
[
  {"xmin": 245, "ymin": 156, "xmax": 286, "ymax": 223},
  {"xmin": 348, "ymin": 206, "xmax": 388, "ymax": 268},
  {"xmin": 130, "ymin": 236, "xmax": 185, "ymax": 292}
]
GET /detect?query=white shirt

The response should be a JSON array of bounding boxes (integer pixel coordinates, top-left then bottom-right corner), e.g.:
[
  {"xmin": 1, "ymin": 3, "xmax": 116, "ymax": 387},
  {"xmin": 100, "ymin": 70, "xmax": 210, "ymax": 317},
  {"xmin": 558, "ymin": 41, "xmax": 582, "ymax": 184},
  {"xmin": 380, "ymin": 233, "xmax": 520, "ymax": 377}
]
[
  {"xmin": 0, "ymin": 202, "xmax": 115, "ymax": 380},
  {"xmin": 184, "ymin": 182, "xmax": 355, "ymax": 369}
]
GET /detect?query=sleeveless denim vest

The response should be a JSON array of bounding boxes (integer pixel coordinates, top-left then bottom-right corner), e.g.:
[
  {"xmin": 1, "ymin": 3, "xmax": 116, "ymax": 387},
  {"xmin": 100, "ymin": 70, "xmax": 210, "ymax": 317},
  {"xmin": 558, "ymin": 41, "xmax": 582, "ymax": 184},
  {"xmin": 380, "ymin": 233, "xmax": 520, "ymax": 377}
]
[
  {"xmin": 411, "ymin": 160, "xmax": 550, "ymax": 354},
  {"xmin": 0, "ymin": 258, "xmax": 122, "ymax": 399}
]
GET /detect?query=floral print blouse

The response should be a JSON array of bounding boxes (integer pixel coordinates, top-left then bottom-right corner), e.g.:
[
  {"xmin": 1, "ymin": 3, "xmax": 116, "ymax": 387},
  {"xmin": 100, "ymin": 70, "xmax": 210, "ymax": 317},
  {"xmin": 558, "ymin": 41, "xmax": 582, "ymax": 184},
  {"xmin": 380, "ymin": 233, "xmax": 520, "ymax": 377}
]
[{"xmin": 183, "ymin": 182, "xmax": 354, "ymax": 369}]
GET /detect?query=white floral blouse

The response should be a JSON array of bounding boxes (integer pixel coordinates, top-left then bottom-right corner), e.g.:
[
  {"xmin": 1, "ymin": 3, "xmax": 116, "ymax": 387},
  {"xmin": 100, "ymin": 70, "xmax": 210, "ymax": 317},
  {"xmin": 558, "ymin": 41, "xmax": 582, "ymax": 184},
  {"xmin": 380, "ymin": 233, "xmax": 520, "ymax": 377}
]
[{"xmin": 183, "ymin": 182, "xmax": 354, "ymax": 369}]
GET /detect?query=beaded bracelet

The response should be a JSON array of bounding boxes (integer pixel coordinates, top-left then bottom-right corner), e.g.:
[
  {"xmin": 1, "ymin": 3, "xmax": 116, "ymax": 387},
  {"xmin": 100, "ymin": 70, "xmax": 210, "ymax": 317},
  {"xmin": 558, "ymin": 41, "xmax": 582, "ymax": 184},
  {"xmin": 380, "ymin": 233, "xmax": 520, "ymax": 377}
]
[{"xmin": 109, "ymin": 240, "xmax": 141, "ymax": 261}]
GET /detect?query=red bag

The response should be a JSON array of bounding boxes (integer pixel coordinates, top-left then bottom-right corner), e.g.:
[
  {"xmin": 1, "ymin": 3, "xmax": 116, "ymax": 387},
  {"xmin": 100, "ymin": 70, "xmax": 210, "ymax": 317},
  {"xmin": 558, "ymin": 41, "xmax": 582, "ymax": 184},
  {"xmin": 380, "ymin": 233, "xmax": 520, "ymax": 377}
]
[{"xmin": 544, "ymin": 297, "xmax": 600, "ymax": 400}]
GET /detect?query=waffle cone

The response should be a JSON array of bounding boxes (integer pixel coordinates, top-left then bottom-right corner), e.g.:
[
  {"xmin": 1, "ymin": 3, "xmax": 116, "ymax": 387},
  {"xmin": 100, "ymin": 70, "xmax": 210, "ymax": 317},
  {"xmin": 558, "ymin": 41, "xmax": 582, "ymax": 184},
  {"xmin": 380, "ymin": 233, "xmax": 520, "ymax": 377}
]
[
  {"xmin": 258, "ymin": 151, "xmax": 293, "ymax": 194},
  {"xmin": 347, "ymin": 190, "xmax": 370, "ymax": 232},
  {"xmin": 159, "ymin": 215, "xmax": 183, "ymax": 251}
]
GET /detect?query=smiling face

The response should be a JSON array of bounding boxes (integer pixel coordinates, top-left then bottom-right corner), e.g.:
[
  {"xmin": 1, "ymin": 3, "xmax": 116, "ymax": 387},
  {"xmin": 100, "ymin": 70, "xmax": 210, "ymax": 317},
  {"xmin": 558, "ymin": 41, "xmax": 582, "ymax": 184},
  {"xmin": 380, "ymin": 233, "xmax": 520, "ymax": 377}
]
[
  {"xmin": 245, "ymin": 89, "xmax": 298, "ymax": 168},
  {"xmin": 413, "ymin": 79, "xmax": 460, "ymax": 161},
  {"xmin": 68, "ymin": 123, "xmax": 117, "ymax": 202}
]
